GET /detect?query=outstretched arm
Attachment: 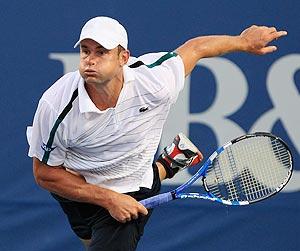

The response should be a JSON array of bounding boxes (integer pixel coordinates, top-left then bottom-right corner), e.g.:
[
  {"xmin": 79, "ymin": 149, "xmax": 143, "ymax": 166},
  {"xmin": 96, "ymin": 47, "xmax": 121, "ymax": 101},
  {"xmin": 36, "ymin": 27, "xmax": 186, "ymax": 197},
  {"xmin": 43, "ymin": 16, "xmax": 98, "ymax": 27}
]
[{"xmin": 175, "ymin": 25, "xmax": 287, "ymax": 76}]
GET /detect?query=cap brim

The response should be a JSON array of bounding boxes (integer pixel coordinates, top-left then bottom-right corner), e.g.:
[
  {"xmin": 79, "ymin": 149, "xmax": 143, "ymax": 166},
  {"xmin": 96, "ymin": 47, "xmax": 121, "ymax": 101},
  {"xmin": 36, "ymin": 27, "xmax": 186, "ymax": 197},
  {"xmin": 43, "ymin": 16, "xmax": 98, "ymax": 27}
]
[
  {"xmin": 73, "ymin": 41, "xmax": 80, "ymax": 48},
  {"xmin": 73, "ymin": 36, "xmax": 118, "ymax": 50}
]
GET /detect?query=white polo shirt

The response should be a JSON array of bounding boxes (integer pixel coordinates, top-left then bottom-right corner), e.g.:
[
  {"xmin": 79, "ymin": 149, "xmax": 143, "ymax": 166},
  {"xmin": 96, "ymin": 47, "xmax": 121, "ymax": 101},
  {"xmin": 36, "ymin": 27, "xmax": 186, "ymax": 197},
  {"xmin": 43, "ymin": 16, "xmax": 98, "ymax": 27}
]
[{"xmin": 27, "ymin": 52, "xmax": 185, "ymax": 193}]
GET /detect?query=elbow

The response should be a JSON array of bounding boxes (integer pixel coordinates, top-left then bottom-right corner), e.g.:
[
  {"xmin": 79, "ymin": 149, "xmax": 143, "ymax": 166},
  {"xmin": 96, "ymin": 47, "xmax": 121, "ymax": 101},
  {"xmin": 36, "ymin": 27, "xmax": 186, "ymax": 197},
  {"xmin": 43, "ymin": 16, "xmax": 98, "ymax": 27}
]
[
  {"xmin": 186, "ymin": 37, "xmax": 209, "ymax": 58},
  {"xmin": 32, "ymin": 158, "xmax": 48, "ymax": 188},
  {"xmin": 33, "ymin": 162, "xmax": 43, "ymax": 187}
]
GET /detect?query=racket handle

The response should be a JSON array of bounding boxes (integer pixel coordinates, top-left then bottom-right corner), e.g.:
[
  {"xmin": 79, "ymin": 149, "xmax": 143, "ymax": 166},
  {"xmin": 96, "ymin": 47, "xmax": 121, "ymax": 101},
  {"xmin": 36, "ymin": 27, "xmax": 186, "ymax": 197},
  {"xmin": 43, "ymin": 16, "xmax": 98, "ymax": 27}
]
[{"xmin": 140, "ymin": 192, "xmax": 173, "ymax": 209}]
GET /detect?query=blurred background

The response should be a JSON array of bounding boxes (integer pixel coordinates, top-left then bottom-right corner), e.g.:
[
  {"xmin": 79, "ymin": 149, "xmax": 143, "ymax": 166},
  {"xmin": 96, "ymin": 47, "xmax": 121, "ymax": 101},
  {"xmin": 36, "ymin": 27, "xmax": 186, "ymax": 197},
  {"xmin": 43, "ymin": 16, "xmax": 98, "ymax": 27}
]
[{"xmin": 1, "ymin": 0, "xmax": 299, "ymax": 250}]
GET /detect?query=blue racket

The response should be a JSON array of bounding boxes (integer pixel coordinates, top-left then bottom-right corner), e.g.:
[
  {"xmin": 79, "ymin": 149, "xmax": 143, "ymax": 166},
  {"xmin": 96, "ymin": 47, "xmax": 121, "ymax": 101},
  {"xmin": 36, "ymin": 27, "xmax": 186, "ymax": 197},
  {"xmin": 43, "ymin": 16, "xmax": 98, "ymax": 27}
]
[{"xmin": 140, "ymin": 132, "xmax": 293, "ymax": 208}]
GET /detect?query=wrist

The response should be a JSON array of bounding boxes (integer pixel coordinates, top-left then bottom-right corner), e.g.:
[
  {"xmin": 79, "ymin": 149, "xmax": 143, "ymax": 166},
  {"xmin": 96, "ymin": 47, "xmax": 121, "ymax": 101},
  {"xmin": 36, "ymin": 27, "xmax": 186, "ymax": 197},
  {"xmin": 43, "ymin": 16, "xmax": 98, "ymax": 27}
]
[
  {"xmin": 93, "ymin": 186, "xmax": 118, "ymax": 209},
  {"xmin": 235, "ymin": 35, "xmax": 250, "ymax": 52}
]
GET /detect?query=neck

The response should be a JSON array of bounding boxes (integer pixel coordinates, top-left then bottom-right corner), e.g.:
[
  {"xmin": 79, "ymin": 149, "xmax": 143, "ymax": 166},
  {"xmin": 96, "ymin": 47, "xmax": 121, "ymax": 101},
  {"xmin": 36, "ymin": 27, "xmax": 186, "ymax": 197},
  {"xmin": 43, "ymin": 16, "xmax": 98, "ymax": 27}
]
[{"xmin": 85, "ymin": 73, "xmax": 124, "ymax": 111}]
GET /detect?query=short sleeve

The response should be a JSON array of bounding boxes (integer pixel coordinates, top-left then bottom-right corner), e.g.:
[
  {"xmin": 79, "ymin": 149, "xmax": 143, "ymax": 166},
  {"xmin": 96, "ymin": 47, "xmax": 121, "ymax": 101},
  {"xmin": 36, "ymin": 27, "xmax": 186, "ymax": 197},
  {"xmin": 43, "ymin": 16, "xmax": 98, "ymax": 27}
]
[
  {"xmin": 159, "ymin": 53, "xmax": 185, "ymax": 104},
  {"xmin": 27, "ymin": 99, "xmax": 67, "ymax": 166},
  {"xmin": 136, "ymin": 52, "xmax": 185, "ymax": 104}
]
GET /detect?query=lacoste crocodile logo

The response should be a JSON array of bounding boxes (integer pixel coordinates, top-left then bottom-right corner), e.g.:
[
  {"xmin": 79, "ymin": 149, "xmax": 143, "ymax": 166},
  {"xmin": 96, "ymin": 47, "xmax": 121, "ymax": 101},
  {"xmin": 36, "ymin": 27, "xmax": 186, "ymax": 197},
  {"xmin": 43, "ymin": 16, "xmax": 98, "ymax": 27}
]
[{"xmin": 139, "ymin": 106, "xmax": 149, "ymax": 112}]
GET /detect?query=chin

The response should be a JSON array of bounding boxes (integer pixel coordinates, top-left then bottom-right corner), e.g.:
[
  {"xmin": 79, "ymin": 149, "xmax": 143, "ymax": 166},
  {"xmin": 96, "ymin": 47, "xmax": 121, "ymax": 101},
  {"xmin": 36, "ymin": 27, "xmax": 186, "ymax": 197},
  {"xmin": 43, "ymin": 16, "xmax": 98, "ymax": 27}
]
[{"xmin": 84, "ymin": 78, "xmax": 104, "ymax": 86}]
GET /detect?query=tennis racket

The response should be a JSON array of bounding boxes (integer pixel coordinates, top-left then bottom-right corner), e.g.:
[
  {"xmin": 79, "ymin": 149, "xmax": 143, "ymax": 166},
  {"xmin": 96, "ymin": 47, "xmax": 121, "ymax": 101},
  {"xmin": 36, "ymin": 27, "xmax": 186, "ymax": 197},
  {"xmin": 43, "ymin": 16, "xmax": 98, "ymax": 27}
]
[{"xmin": 140, "ymin": 132, "xmax": 293, "ymax": 208}]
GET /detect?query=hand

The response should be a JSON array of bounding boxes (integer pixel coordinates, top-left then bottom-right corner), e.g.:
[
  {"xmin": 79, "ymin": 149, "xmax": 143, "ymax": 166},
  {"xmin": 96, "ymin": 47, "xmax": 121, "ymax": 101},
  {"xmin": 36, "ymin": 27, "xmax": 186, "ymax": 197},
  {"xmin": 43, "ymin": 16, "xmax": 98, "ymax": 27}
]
[
  {"xmin": 240, "ymin": 25, "xmax": 287, "ymax": 55},
  {"xmin": 105, "ymin": 192, "xmax": 148, "ymax": 223}
]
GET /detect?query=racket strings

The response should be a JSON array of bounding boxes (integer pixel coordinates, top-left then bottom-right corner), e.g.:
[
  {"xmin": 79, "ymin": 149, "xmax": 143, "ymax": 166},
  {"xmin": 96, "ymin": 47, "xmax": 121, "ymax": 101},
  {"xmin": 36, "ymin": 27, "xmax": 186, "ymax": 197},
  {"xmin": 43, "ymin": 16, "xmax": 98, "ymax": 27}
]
[
  {"xmin": 223, "ymin": 147, "xmax": 242, "ymax": 201},
  {"xmin": 205, "ymin": 136, "xmax": 292, "ymax": 203}
]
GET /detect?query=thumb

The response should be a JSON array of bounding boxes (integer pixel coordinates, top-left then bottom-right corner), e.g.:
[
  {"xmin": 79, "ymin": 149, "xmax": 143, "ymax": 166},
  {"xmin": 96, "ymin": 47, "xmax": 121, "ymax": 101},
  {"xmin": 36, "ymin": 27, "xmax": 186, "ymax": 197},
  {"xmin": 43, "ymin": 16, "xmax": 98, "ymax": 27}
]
[
  {"xmin": 258, "ymin": 46, "xmax": 277, "ymax": 55},
  {"xmin": 138, "ymin": 203, "xmax": 149, "ymax": 215}
]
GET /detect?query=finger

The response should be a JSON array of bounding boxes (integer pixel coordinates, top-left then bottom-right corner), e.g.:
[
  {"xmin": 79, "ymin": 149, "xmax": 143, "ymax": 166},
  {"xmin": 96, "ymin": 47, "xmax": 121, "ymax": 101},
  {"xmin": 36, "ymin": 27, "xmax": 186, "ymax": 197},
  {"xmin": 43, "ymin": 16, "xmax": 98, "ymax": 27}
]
[
  {"xmin": 119, "ymin": 218, "xmax": 127, "ymax": 223},
  {"xmin": 117, "ymin": 211, "xmax": 132, "ymax": 223},
  {"xmin": 120, "ymin": 215, "xmax": 132, "ymax": 223},
  {"xmin": 268, "ymin": 27, "xmax": 277, "ymax": 33},
  {"xmin": 271, "ymin": 30, "xmax": 288, "ymax": 40},
  {"xmin": 132, "ymin": 214, "xmax": 139, "ymax": 220},
  {"xmin": 278, "ymin": 30, "xmax": 288, "ymax": 36},
  {"xmin": 120, "ymin": 218, "xmax": 131, "ymax": 223},
  {"xmin": 259, "ymin": 46, "xmax": 277, "ymax": 55},
  {"xmin": 278, "ymin": 31, "xmax": 287, "ymax": 36},
  {"xmin": 138, "ymin": 204, "xmax": 148, "ymax": 215}
]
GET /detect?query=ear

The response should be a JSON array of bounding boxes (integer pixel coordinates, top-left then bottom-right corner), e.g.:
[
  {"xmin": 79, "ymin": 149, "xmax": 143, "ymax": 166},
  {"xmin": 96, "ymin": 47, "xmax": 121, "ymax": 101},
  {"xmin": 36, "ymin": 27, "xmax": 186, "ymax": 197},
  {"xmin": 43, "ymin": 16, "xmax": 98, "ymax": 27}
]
[{"xmin": 119, "ymin": 50, "xmax": 130, "ymax": 66}]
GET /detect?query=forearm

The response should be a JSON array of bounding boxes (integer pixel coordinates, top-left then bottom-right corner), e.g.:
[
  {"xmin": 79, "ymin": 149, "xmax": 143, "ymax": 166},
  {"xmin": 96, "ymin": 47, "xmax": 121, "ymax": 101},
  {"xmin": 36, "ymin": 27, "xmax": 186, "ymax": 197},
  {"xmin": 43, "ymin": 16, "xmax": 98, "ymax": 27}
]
[
  {"xmin": 187, "ymin": 35, "xmax": 246, "ymax": 59},
  {"xmin": 33, "ymin": 158, "xmax": 116, "ymax": 208},
  {"xmin": 176, "ymin": 35, "xmax": 246, "ymax": 76}
]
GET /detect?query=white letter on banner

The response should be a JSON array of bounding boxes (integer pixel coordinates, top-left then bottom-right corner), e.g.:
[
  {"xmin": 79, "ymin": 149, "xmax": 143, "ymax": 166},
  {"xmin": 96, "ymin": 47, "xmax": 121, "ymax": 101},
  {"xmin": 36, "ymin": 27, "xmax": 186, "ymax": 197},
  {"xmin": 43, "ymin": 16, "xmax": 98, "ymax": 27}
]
[
  {"xmin": 190, "ymin": 58, "xmax": 247, "ymax": 143},
  {"xmin": 49, "ymin": 53, "xmax": 79, "ymax": 73},
  {"xmin": 163, "ymin": 57, "xmax": 247, "ymax": 185},
  {"xmin": 250, "ymin": 54, "xmax": 300, "ymax": 192}
]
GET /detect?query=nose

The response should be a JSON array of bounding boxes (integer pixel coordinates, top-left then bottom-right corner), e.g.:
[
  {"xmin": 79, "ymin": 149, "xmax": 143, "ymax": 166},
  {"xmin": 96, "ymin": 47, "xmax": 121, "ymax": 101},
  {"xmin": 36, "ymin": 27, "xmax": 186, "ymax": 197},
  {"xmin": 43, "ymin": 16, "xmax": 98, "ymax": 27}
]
[{"xmin": 85, "ymin": 53, "xmax": 96, "ymax": 66}]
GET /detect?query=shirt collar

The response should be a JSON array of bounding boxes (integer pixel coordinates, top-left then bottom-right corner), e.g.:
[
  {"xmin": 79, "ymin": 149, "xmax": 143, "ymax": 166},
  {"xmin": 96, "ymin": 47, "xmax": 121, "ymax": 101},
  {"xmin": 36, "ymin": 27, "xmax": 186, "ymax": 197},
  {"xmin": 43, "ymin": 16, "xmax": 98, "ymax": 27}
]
[
  {"xmin": 78, "ymin": 65, "xmax": 135, "ymax": 114},
  {"xmin": 123, "ymin": 64, "xmax": 135, "ymax": 83}
]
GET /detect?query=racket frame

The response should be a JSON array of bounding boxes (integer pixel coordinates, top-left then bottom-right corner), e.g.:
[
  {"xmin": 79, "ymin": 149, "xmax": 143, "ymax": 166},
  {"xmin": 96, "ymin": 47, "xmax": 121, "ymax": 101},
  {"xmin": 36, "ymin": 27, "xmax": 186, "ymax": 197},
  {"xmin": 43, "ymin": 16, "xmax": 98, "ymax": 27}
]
[{"xmin": 140, "ymin": 132, "xmax": 293, "ymax": 208}]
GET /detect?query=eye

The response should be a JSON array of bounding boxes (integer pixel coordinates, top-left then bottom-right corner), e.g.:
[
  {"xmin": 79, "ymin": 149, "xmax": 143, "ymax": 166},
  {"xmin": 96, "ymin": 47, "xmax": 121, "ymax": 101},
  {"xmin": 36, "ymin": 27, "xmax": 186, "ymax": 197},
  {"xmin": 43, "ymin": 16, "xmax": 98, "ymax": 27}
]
[
  {"xmin": 96, "ymin": 48, "xmax": 109, "ymax": 55},
  {"xmin": 80, "ymin": 49, "xmax": 89, "ymax": 57}
]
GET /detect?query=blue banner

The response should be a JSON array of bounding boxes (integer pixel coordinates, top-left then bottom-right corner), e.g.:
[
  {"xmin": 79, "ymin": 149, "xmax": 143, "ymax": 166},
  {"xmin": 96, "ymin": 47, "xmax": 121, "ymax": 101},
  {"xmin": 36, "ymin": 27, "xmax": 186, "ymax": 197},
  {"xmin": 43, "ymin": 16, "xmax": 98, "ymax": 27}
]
[{"xmin": 1, "ymin": 1, "xmax": 299, "ymax": 250}]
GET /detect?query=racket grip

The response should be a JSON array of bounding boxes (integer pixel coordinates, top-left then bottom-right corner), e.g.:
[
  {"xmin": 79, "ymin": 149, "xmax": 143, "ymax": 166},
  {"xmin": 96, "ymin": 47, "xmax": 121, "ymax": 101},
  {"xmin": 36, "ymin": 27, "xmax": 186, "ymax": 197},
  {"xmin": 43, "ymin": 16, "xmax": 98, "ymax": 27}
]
[{"xmin": 140, "ymin": 192, "xmax": 173, "ymax": 209}]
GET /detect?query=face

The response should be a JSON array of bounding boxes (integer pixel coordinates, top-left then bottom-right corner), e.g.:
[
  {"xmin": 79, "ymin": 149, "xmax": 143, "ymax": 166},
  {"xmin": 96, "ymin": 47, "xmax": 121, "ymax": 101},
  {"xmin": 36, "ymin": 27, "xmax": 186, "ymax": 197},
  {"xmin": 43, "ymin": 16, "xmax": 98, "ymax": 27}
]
[{"xmin": 79, "ymin": 39, "xmax": 129, "ymax": 86}]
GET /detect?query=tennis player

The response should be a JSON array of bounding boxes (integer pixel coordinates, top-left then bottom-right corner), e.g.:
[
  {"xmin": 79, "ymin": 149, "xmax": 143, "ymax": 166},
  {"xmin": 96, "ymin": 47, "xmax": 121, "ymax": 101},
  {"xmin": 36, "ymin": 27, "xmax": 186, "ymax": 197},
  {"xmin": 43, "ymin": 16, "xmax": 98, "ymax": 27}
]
[{"xmin": 27, "ymin": 16, "xmax": 287, "ymax": 250}]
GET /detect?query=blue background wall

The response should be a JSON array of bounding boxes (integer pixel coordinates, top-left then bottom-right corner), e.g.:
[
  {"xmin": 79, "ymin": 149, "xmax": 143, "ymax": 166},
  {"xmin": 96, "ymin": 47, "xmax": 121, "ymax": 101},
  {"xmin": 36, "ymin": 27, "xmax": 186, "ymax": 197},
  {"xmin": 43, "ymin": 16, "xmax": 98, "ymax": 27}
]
[{"xmin": 1, "ymin": 1, "xmax": 299, "ymax": 250}]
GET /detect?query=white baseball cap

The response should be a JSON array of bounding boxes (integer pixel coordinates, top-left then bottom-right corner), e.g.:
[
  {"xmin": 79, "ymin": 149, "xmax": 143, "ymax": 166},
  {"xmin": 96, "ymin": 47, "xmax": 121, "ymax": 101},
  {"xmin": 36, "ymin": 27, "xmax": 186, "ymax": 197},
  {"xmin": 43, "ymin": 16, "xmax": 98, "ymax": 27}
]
[{"xmin": 74, "ymin": 16, "xmax": 128, "ymax": 49}]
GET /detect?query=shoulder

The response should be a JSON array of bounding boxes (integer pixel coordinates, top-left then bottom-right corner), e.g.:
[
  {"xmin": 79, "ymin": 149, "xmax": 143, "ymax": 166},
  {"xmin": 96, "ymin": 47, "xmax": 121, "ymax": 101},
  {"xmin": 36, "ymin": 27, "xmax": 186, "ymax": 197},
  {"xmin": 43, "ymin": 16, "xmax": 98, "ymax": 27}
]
[
  {"xmin": 42, "ymin": 71, "xmax": 80, "ymax": 99},
  {"xmin": 128, "ymin": 52, "xmax": 183, "ymax": 69},
  {"xmin": 40, "ymin": 71, "xmax": 81, "ymax": 114},
  {"xmin": 127, "ymin": 52, "xmax": 185, "ymax": 103},
  {"xmin": 128, "ymin": 52, "xmax": 184, "ymax": 85},
  {"xmin": 127, "ymin": 52, "xmax": 184, "ymax": 84}
]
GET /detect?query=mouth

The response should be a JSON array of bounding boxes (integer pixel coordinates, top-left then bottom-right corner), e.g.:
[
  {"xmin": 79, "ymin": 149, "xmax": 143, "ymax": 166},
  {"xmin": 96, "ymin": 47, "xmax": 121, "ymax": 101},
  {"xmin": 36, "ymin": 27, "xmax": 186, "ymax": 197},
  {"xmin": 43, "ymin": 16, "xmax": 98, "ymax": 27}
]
[{"xmin": 84, "ymin": 69, "xmax": 97, "ymax": 76}]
